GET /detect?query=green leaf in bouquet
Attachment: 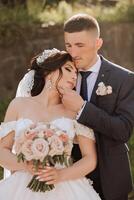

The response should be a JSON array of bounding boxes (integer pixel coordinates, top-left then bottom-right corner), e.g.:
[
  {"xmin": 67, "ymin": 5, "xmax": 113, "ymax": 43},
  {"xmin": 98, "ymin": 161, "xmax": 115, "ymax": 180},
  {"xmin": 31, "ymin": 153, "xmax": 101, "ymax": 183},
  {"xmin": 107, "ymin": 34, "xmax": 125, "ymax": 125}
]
[
  {"xmin": 33, "ymin": 159, "xmax": 40, "ymax": 171},
  {"xmin": 58, "ymin": 155, "xmax": 62, "ymax": 164},
  {"xmin": 64, "ymin": 156, "xmax": 68, "ymax": 167},
  {"xmin": 56, "ymin": 156, "xmax": 60, "ymax": 164},
  {"xmin": 53, "ymin": 155, "xmax": 57, "ymax": 163},
  {"xmin": 32, "ymin": 179, "xmax": 39, "ymax": 191},
  {"xmin": 42, "ymin": 156, "xmax": 48, "ymax": 168},
  {"xmin": 48, "ymin": 155, "xmax": 55, "ymax": 166},
  {"xmin": 61, "ymin": 155, "xmax": 64, "ymax": 164},
  {"xmin": 59, "ymin": 155, "xmax": 61, "ymax": 164},
  {"xmin": 36, "ymin": 182, "xmax": 40, "ymax": 192},
  {"xmin": 17, "ymin": 153, "xmax": 25, "ymax": 163},
  {"xmin": 27, "ymin": 175, "xmax": 36, "ymax": 189},
  {"xmin": 68, "ymin": 157, "xmax": 73, "ymax": 166},
  {"xmin": 34, "ymin": 180, "xmax": 41, "ymax": 192}
]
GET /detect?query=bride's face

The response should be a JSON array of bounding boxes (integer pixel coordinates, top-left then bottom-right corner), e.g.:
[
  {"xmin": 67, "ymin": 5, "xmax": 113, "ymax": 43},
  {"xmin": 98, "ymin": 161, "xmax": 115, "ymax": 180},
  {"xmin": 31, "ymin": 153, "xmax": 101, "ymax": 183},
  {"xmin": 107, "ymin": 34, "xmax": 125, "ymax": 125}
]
[{"xmin": 51, "ymin": 61, "xmax": 77, "ymax": 90}]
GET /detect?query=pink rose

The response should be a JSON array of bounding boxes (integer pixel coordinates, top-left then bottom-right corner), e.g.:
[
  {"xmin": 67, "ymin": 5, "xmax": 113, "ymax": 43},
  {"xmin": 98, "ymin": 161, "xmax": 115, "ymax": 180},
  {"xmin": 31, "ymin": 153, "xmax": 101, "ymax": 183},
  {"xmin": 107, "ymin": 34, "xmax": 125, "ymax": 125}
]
[
  {"xmin": 25, "ymin": 130, "xmax": 37, "ymax": 140},
  {"xmin": 45, "ymin": 129, "xmax": 54, "ymax": 138},
  {"xmin": 48, "ymin": 135, "xmax": 64, "ymax": 156},
  {"xmin": 14, "ymin": 133, "xmax": 28, "ymax": 154},
  {"xmin": 59, "ymin": 133, "xmax": 69, "ymax": 143},
  {"xmin": 21, "ymin": 140, "xmax": 34, "ymax": 161},
  {"xmin": 32, "ymin": 138, "xmax": 49, "ymax": 162}
]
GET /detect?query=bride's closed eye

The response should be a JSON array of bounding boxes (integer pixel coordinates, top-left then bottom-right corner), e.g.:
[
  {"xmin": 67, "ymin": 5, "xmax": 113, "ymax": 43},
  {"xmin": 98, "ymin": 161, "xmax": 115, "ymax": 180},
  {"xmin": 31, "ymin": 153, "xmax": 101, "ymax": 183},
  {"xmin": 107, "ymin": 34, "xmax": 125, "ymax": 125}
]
[{"xmin": 65, "ymin": 67, "xmax": 72, "ymax": 72}]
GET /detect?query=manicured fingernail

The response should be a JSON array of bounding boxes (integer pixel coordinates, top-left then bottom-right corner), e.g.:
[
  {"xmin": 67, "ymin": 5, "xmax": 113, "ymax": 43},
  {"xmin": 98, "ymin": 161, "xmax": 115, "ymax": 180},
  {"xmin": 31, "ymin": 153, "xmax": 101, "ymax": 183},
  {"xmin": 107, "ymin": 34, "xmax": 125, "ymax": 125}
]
[
  {"xmin": 39, "ymin": 178, "xmax": 44, "ymax": 181},
  {"xmin": 36, "ymin": 176, "xmax": 40, "ymax": 180}
]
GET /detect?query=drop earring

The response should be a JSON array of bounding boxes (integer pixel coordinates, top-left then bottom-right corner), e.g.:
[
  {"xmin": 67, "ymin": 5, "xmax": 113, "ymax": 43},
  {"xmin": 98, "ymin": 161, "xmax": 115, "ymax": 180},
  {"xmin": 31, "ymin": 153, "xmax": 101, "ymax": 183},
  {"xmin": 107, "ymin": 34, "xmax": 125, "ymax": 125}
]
[{"xmin": 45, "ymin": 79, "xmax": 52, "ymax": 90}]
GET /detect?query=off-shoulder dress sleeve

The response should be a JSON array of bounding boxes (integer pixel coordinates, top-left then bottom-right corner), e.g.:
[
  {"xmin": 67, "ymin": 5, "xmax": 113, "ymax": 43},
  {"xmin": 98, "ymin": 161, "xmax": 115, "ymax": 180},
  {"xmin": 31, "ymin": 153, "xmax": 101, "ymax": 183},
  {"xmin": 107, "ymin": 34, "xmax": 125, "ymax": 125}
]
[
  {"xmin": 0, "ymin": 119, "xmax": 33, "ymax": 139},
  {"xmin": 73, "ymin": 120, "xmax": 95, "ymax": 141},
  {"xmin": 0, "ymin": 121, "xmax": 16, "ymax": 139}
]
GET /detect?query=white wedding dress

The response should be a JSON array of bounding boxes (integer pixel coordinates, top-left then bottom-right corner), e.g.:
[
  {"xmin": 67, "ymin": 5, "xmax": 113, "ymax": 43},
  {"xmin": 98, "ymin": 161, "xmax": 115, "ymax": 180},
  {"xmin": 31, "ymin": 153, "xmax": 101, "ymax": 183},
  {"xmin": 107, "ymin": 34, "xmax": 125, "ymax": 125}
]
[{"xmin": 0, "ymin": 117, "xmax": 101, "ymax": 200}]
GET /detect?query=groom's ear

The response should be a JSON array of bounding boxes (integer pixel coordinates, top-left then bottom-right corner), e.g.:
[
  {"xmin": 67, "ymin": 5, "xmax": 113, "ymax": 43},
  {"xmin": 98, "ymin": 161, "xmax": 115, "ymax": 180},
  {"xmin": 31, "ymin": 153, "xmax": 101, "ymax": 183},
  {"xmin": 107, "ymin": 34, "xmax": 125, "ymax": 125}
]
[{"xmin": 96, "ymin": 38, "xmax": 103, "ymax": 50}]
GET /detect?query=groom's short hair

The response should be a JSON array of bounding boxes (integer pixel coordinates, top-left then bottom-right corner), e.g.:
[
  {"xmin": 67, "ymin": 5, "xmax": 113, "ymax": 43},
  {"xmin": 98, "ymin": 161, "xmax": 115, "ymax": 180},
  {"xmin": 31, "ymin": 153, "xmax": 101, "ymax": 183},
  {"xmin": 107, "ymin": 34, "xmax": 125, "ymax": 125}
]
[{"xmin": 64, "ymin": 13, "xmax": 100, "ymax": 37}]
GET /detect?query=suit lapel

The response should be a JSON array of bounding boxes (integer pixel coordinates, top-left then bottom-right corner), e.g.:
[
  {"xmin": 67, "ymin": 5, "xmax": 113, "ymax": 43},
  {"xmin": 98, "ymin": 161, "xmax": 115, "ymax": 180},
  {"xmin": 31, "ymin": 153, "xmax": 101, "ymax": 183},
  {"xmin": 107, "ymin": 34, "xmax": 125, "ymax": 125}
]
[{"xmin": 90, "ymin": 56, "xmax": 111, "ymax": 105}]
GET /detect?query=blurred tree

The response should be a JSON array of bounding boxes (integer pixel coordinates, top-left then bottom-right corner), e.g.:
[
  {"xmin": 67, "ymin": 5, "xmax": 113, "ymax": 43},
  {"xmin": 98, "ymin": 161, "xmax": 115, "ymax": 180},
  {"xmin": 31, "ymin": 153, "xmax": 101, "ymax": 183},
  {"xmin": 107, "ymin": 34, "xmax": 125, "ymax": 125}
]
[
  {"xmin": 0, "ymin": 0, "xmax": 26, "ymax": 7},
  {"xmin": 91, "ymin": 0, "xmax": 98, "ymax": 4},
  {"xmin": 128, "ymin": 0, "xmax": 134, "ymax": 4},
  {"xmin": 43, "ymin": 0, "xmax": 78, "ymax": 8},
  {"xmin": 100, "ymin": 0, "xmax": 118, "ymax": 6}
]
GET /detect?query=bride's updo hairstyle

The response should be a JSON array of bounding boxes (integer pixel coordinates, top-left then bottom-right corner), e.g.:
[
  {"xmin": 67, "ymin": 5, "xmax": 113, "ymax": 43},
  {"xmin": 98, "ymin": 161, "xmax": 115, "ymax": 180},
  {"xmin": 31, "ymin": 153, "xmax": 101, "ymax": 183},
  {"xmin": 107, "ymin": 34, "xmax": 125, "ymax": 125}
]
[{"xmin": 30, "ymin": 49, "xmax": 72, "ymax": 96}]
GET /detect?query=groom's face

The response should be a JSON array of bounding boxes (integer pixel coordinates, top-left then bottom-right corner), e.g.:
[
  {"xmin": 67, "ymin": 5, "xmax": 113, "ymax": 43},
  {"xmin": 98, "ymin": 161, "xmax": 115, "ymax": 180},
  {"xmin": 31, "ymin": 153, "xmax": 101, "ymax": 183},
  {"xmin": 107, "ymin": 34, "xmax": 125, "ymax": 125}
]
[{"xmin": 64, "ymin": 30, "xmax": 102, "ymax": 70}]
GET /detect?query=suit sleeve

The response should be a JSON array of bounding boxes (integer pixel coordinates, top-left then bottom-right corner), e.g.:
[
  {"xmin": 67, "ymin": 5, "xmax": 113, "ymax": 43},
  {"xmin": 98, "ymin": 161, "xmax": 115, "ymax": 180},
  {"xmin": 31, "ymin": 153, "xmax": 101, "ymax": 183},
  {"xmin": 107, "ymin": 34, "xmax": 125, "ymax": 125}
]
[{"xmin": 78, "ymin": 72, "xmax": 134, "ymax": 143}]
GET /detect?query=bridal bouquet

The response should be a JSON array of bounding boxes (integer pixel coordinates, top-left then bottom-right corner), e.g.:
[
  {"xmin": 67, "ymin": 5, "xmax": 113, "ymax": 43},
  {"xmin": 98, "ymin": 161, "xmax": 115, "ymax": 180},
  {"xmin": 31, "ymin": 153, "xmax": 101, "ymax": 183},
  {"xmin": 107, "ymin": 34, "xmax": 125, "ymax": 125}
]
[{"xmin": 14, "ymin": 122, "xmax": 73, "ymax": 192}]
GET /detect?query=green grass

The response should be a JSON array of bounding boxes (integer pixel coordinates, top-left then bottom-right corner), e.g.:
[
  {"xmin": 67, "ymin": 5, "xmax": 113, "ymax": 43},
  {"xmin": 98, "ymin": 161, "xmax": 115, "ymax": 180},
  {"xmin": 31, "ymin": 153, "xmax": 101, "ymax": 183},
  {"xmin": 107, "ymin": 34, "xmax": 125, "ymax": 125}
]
[{"xmin": 0, "ymin": 99, "xmax": 11, "ymax": 122}]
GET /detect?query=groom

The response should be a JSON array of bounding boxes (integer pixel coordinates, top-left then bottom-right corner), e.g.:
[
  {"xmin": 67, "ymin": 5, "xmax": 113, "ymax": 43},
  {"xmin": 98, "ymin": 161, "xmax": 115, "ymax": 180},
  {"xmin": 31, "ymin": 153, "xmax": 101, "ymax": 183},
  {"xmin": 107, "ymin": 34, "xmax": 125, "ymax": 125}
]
[{"xmin": 60, "ymin": 14, "xmax": 134, "ymax": 200}]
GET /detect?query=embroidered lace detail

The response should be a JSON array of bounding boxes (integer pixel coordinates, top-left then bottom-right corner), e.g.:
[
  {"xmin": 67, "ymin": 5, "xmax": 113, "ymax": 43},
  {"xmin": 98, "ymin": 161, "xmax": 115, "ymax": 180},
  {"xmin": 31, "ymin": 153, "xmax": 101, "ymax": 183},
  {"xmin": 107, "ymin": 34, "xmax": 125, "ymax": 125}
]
[
  {"xmin": 16, "ymin": 70, "xmax": 35, "ymax": 97},
  {"xmin": 73, "ymin": 120, "xmax": 95, "ymax": 141}
]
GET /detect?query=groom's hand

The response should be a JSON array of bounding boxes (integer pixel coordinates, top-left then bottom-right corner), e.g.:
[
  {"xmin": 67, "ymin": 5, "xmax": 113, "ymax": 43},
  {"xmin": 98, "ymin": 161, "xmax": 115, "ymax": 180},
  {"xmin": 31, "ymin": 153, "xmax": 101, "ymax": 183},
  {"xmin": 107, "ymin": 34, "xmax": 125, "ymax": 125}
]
[{"xmin": 59, "ymin": 87, "xmax": 84, "ymax": 112}]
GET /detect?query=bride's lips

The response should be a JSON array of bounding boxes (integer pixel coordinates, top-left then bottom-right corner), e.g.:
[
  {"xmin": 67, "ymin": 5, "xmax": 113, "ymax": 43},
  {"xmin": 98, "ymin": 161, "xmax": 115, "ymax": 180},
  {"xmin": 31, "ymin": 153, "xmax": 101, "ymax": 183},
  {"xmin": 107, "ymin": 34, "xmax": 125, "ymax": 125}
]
[{"xmin": 67, "ymin": 81, "xmax": 75, "ymax": 88}]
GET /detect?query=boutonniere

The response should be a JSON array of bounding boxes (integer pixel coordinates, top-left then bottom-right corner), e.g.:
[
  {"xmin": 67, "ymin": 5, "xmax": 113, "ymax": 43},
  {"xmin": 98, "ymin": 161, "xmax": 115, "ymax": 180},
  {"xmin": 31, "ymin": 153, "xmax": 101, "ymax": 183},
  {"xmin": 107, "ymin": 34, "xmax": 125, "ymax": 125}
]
[{"xmin": 96, "ymin": 82, "xmax": 112, "ymax": 96}]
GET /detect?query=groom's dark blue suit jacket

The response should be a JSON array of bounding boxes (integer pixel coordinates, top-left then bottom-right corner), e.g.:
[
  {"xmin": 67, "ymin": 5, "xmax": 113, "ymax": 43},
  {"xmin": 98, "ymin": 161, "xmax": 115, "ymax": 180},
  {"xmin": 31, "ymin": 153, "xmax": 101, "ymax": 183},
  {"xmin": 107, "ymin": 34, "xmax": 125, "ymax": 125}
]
[{"xmin": 73, "ymin": 56, "xmax": 134, "ymax": 200}]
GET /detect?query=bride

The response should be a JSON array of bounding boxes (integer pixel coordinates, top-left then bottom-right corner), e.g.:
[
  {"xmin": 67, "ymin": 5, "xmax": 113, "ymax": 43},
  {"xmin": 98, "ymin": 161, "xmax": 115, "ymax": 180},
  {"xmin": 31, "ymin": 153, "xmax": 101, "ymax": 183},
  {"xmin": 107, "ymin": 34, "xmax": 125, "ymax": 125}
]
[{"xmin": 0, "ymin": 49, "xmax": 101, "ymax": 200}]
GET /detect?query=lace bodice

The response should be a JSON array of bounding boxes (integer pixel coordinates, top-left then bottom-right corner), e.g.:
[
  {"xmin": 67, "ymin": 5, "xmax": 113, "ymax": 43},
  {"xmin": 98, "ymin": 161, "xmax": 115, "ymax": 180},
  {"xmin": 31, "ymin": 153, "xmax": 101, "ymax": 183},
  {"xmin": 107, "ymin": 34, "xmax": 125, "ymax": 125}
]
[{"xmin": 0, "ymin": 118, "xmax": 95, "ymax": 141}]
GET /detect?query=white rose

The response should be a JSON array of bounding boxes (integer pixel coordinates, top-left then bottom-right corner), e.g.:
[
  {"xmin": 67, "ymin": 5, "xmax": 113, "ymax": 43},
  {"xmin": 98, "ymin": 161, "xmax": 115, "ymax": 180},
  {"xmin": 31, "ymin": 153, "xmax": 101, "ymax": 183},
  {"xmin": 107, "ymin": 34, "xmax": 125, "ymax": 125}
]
[
  {"xmin": 64, "ymin": 141, "xmax": 73, "ymax": 156},
  {"xmin": 34, "ymin": 124, "xmax": 47, "ymax": 132},
  {"xmin": 14, "ymin": 133, "xmax": 27, "ymax": 154},
  {"xmin": 32, "ymin": 138, "xmax": 49, "ymax": 162},
  {"xmin": 96, "ymin": 87, "xmax": 107, "ymax": 96},
  {"xmin": 55, "ymin": 130, "xmax": 64, "ymax": 136},
  {"xmin": 107, "ymin": 86, "xmax": 112, "ymax": 94},
  {"xmin": 21, "ymin": 140, "xmax": 34, "ymax": 161},
  {"xmin": 50, "ymin": 124, "xmax": 57, "ymax": 130},
  {"xmin": 98, "ymin": 82, "xmax": 105, "ymax": 87},
  {"xmin": 96, "ymin": 82, "xmax": 107, "ymax": 96}
]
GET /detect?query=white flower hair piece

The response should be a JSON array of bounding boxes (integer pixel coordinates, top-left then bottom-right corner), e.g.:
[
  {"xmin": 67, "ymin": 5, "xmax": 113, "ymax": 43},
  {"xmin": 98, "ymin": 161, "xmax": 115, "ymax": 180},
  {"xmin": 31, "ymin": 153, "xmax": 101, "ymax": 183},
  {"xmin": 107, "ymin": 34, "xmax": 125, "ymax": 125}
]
[{"xmin": 36, "ymin": 48, "xmax": 60, "ymax": 65}]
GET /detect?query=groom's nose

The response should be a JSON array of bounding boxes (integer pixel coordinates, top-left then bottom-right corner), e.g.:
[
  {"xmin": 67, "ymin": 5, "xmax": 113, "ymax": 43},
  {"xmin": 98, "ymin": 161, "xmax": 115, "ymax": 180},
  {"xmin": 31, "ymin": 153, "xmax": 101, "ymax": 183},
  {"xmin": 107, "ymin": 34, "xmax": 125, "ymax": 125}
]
[{"xmin": 68, "ymin": 47, "xmax": 78, "ymax": 58}]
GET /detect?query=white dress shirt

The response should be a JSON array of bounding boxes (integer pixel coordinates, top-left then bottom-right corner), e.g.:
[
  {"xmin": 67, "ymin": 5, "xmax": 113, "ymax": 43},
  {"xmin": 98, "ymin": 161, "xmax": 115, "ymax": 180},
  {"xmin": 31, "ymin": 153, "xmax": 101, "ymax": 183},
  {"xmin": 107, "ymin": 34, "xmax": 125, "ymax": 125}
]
[{"xmin": 76, "ymin": 55, "xmax": 101, "ymax": 119}]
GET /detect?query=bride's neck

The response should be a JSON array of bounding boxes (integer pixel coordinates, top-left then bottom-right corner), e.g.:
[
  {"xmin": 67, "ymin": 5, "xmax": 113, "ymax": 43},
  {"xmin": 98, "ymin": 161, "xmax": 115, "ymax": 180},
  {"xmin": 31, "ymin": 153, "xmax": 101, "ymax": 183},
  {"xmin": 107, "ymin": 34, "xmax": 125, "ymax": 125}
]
[{"xmin": 34, "ymin": 86, "xmax": 61, "ymax": 107}]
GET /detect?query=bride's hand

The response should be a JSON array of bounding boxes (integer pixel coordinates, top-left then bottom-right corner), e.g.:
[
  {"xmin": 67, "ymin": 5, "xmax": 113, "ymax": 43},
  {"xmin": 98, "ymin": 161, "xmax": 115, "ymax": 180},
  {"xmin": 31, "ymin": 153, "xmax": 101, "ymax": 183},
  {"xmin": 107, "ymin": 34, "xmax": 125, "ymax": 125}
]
[
  {"xmin": 24, "ymin": 161, "xmax": 36, "ymax": 175},
  {"xmin": 35, "ymin": 166, "xmax": 62, "ymax": 184}
]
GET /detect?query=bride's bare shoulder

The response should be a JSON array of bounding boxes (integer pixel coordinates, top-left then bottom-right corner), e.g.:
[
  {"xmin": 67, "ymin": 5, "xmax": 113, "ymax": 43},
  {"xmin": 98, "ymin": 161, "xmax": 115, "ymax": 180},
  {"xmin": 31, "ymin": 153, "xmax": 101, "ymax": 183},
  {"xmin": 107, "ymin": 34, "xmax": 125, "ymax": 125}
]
[
  {"xmin": 10, "ymin": 97, "xmax": 31, "ymax": 107},
  {"xmin": 4, "ymin": 97, "xmax": 32, "ymax": 122},
  {"xmin": 7, "ymin": 97, "xmax": 33, "ymax": 114}
]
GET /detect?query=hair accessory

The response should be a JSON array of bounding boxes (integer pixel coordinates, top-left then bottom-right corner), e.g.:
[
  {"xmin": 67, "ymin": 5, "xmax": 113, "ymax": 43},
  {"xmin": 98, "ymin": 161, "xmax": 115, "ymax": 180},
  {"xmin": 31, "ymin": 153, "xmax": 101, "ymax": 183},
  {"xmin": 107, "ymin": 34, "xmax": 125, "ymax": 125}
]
[{"xmin": 36, "ymin": 48, "xmax": 60, "ymax": 65}]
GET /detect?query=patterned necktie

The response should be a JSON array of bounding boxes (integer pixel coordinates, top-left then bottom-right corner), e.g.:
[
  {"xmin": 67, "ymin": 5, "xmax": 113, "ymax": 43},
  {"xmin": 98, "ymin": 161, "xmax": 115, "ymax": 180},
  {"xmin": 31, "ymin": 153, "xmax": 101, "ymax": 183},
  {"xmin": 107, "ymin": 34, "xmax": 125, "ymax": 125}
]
[{"xmin": 80, "ymin": 71, "xmax": 92, "ymax": 101}]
